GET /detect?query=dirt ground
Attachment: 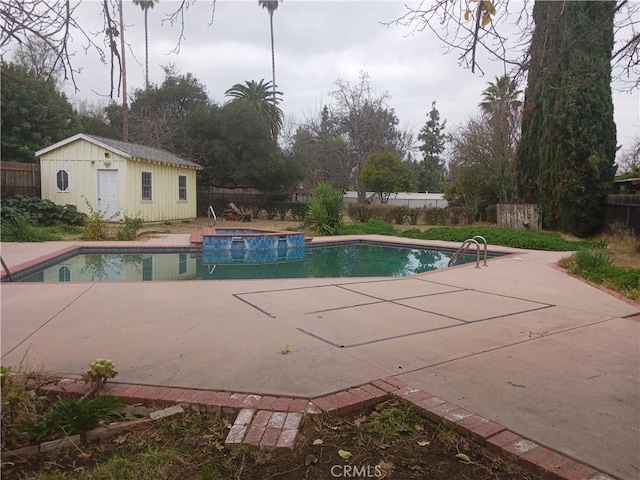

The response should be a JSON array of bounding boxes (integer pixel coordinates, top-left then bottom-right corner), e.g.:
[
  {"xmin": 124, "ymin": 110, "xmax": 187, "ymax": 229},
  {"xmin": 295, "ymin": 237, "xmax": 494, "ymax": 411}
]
[
  {"xmin": 141, "ymin": 217, "xmax": 305, "ymax": 236},
  {"xmin": 2, "ymin": 400, "xmax": 546, "ymax": 480}
]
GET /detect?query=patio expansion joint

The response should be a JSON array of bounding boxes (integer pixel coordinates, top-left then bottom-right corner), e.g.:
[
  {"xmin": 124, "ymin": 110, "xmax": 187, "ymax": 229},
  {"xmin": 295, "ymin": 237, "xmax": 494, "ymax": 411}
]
[
  {"xmin": 35, "ymin": 377, "xmax": 617, "ymax": 478},
  {"xmin": 296, "ymin": 302, "xmax": 557, "ymax": 350},
  {"xmin": 389, "ymin": 314, "xmax": 629, "ymax": 377},
  {"xmin": 1, "ymin": 283, "xmax": 96, "ymax": 360},
  {"xmin": 231, "ymin": 293, "xmax": 276, "ymax": 318},
  {"xmin": 333, "ymin": 282, "xmax": 470, "ymax": 304}
]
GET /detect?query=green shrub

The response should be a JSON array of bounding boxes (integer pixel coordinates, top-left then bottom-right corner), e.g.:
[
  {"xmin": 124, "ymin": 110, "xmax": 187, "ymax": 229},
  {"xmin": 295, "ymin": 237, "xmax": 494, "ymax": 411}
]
[
  {"xmin": 84, "ymin": 214, "xmax": 110, "ymax": 240},
  {"xmin": 575, "ymin": 248, "xmax": 613, "ymax": 271},
  {"xmin": 485, "ymin": 204, "xmax": 497, "ymax": 223},
  {"xmin": 341, "ymin": 219, "xmax": 397, "ymax": 236},
  {"xmin": 392, "ymin": 206, "xmax": 411, "ymax": 225},
  {"xmin": 0, "ymin": 196, "xmax": 86, "ymax": 242},
  {"xmin": 561, "ymin": 249, "xmax": 639, "ymax": 301},
  {"xmin": 261, "ymin": 201, "xmax": 308, "ymax": 221},
  {"xmin": 424, "ymin": 208, "xmax": 448, "ymax": 226},
  {"xmin": 20, "ymin": 396, "xmax": 124, "ymax": 444},
  {"xmin": 82, "ymin": 199, "xmax": 111, "ymax": 240},
  {"xmin": 347, "ymin": 203, "xmax": 372, "ymax": 223},
  {"xmin": 397, "ymin": 226, "xmax": 593, "ymax": 251},
  {"xmin": 288, "ymin": 202, "xmax": 308, "ymax": 221},
  {"xmin": 368, "ymin": 204, "xmax": 396, "ymax": 223},
  {"xmin": 341, "ymin": 223, "xmax": 593, "ymax": 251},
  {"xmin": 263, "ymin": 202, "xmax": 281, "ymax": 220},
  {"xmin": 305, "ymin": 182, "xmax": 344, "ymax": 235},
  {"xmin": 1, "ymin": 196, "xmax": 85, "ymax": 226},
  {"xmin": 445, "ymin": 206, "xmax": 466, "ymax": 225},
  {"xmin": 115, "ymin": 214, "xmax": 144, "ymax": 241},
  {"xmin": 407, "ymin": 208, "xmax": 421, "ymax": 225}
]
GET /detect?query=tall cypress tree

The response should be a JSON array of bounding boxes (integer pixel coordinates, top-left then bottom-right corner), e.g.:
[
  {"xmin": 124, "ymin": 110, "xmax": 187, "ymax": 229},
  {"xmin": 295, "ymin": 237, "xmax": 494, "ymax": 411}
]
[
  {"xmin": 519, "ymin": 1, "xmax": 617, "ymax": 237},
  {"xmin": 418, "ymin": 101, "xmax": 448, "ymax": 192}
]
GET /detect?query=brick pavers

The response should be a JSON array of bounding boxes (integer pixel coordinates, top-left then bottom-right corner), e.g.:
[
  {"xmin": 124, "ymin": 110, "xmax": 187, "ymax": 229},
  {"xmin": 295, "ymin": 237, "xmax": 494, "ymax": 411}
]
[{"xmin": 36, "ymin": 377, "xmax": 618, "ymax": 479}]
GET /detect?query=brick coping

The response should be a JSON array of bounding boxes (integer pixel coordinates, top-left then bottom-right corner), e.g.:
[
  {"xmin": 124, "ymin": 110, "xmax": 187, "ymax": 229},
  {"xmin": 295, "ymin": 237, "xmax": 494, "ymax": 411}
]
[{"xmin": 33, "ymin": 376, "xmax": 615, "ymax": 480}]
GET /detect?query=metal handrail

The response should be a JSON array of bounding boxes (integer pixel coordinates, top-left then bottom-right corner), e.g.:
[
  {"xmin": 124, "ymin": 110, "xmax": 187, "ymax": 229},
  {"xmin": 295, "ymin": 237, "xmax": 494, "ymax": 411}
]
[
  {"xmin": 207, "ymin": 206, "xmax": 217, "ymax": 227},
  {"xmin": 448, "ymin": 238, "xmax": 482, "ymax": 269},
  {"xmin": 1, "ymin": 256, "xmax": 14, "ymax": 282},
  {"xmin": 472, "ymin": 235, "xmax": 488, "ymax": 267}
]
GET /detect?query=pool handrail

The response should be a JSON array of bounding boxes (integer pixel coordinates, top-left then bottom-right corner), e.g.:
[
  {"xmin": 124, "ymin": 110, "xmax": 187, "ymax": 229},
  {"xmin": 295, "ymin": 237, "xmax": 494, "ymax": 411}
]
[
  {"xmin": 472, "ymin": 235, "xmax": 488, "ymax": 267},
  {"xmin": 208, "ymin": 206, "xmax": 217, "ymax": 227},
  {"xmin": 448, "ymin": 238, "xmax": 483, "ymax": 269}
]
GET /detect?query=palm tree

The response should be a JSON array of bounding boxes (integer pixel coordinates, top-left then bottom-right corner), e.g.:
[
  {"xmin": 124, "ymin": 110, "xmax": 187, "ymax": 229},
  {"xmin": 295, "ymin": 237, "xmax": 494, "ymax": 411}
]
[
  {"xmin": 133, "ymin": 0, "xmax": 158, "ymax": 89},
  {"xmin": 258, "ymin": 1, "xmax": 280, "ymax": 111},
  {"xmin": 479, "ymin": 75, "xmax": 522, "ymax": 118},
  {"xmin": 225, "ymin": 79, "xmax": 284, "ymax": 138},
  {"xmin": 479, "ymin": 75, "xmax": 522, "ymax": 204}
]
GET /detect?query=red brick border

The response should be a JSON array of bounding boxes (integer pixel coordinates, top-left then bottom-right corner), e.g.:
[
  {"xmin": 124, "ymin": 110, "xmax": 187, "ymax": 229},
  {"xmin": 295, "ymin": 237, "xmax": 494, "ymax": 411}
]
[{"xmin": 36, "ymin": 377, "xmax": 617, "ymax": 479}]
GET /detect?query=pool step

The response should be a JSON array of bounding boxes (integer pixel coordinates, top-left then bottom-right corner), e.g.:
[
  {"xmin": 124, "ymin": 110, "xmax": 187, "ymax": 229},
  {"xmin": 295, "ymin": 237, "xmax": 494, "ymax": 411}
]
[
  {"xmin": 225, "ymin": 409, "xmax": 302, "ymax": 449},
  {"xmin": 189, "ymin": 231, "xmax": 203, "ymax": 246}
]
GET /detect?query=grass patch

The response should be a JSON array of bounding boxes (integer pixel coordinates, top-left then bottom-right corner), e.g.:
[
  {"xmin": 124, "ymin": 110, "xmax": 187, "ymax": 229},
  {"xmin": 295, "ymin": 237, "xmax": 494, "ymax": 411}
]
[
  {"xmin": 361, "ymin": 402, "xmax": 426, "ymax": 445},
  {"xmin": 0, "ymin": 218, "xmax": 82, "ymax": 242},
  {"xmin": 559, "ymin": 247, "xmax": 640, "ymax": 302},
  {"xmin": 0, "ymin": 222, "xmax": 63, "ymax": 242},
  {"xmin": 341, "ymin": 220, "xmax": 592, "ymax": 251}
]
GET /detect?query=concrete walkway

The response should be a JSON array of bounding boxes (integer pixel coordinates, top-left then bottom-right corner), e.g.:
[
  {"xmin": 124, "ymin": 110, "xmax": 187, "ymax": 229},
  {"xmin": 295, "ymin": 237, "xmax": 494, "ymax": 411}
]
[{"xmin": 1, "ymin": 235, "xmax": 638, "ymax": 479}]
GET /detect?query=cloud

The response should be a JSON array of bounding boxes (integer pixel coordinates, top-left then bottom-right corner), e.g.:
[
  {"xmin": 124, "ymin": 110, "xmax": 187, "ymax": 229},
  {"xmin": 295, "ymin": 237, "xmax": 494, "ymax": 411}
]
[{"xmin": 35, "ymin": 0, "xmax": 637, "ymax": 151}]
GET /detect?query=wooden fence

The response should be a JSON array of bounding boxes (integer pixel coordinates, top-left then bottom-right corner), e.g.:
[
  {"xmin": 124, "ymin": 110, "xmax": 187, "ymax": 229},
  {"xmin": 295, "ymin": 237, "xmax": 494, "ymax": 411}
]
[
  {"xmin": 1, "ymin": 161, "xmax": 40, "ymax": 197},
  {"xmin": 604, "ymin": 194, "xmax": 640, "ymax": 236},
  {"xmin": 196, "ymin": 187, "xmax": 289, "ymax": 216},
  {"xmin": 497, "ymin": 204, "xmax": 542, "ymax": 231}
]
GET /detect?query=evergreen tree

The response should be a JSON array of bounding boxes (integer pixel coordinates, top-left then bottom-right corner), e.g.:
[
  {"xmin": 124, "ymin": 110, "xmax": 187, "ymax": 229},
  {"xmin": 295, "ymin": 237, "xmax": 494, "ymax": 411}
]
[
  {"xmin": 520, "ymin": 1, "xmax": 617, "ymax": 236},
  {"xmin": 1, "ymin": 63, "xmax": 79, "ymax": 162},
  {"xmin": 417, "ymin": 101, "xmax": 448, "ymax": 192}
]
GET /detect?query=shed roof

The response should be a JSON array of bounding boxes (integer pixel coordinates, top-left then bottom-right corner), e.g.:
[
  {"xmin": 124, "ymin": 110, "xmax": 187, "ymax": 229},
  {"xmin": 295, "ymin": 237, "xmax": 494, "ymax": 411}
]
[{"xmin": 35, "ymin": 133, "xmax": 202, "ymax": 169}]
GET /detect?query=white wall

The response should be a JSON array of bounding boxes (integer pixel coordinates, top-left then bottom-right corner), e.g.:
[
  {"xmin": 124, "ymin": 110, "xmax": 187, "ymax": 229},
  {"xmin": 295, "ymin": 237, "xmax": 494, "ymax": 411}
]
[{"xmin": 343, "ymin": 191, "xmax": 448, "ymax": 209}]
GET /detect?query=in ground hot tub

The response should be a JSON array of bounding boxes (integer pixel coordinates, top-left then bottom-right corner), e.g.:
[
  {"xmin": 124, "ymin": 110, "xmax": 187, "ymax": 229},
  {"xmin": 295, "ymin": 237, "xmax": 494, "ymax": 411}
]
[{"xmin": 201, "ymin": 227, "xmax": 306, "ymax": 264}]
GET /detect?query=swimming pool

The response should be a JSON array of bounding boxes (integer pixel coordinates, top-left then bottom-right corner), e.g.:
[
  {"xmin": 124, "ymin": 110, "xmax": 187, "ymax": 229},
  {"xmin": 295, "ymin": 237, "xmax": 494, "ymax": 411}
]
[{"xmin": 12, "ymin": 242, "xmax": 491, "ymax": 283}]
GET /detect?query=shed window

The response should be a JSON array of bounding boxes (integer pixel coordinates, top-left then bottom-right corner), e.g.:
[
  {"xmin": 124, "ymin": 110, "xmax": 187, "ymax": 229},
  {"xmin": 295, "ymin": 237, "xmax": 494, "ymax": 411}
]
[
  {"xmin": 142, "ymin": 256, "xmax": 153, "ymax": 281},
  {"xmin": 141, "ymin": 171, "xmax": 152, "ymax": 201},
  {"xmin": 178, "ymin": 175, "xmax": 187, "ymax": 201},
  {"xmin": 178, "ymin": 253, "xmax": 187, "ymax": 275},
  {"xmin": 58, "ymin": 266, "xmax": 71, "ymax": 282},
  {"xmin": 56, "ymin": 170, "xmax": 69, "ymax": 191}
]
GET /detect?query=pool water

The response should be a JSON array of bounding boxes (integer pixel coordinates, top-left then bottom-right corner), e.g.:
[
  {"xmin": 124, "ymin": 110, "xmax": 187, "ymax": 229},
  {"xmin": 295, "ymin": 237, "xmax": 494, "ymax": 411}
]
[{"xmin": 16, "ymin": 244, "xmax": 480, "ymax": 283}]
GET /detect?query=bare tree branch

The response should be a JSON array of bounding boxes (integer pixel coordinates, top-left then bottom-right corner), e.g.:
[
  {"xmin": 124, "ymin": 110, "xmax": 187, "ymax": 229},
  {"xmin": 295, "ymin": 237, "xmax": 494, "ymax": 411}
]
[
  {"xmin": 385, "ymin": 0, "xmax": 639, "ymax": 90},
  {"xmin": 161, "ymin": 0, "xmax": 217, "ymax": 55},
  {"xmin": 1, "ymin": 0, "xmax": 107, "ymax": 92}
]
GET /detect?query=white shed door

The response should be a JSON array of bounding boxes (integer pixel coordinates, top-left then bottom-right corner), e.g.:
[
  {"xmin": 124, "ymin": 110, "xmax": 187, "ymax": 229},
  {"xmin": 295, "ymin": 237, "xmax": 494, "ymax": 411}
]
[{"xmin": 98, "ymin": 170, "xmax": 119, "ymax": 219}]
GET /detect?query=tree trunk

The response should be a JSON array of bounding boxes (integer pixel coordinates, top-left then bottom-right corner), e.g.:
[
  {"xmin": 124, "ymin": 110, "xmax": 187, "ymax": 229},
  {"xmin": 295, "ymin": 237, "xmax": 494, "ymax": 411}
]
[
  {"xmin": 269, "ymin": 10, "xmax": 278, "ymax": 138},
  {"xmin": 144, "ymin": 9, "xmax": 149, "ymax": 89},
  {"xmin": 519, "ymin": 1, "xmax": 616, "ymax": 236},
  {"xmin": 118, "ymin": 0, "xmax": 129, "ymax": 142}
]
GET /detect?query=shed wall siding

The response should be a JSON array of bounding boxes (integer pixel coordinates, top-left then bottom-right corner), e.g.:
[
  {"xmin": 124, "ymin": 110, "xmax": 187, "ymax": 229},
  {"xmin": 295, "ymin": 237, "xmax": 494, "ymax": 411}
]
[
  {"xmin": 39, "ymin": 139, "xmax": 198, "ymax": 221},
  {"xmin": 123, "ymin": 160, "xmax": 197, "ymax": 221},
  {"xmin": 40, "ymin": 139, "xmax": 126, "ymax": 216}
]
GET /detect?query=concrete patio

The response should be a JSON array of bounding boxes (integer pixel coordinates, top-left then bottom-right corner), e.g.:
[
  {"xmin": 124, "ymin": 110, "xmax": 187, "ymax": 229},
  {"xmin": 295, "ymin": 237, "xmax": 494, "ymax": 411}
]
[{"xmin": 1, "ymin": 234, "xmax": 638, "ymax": 479}]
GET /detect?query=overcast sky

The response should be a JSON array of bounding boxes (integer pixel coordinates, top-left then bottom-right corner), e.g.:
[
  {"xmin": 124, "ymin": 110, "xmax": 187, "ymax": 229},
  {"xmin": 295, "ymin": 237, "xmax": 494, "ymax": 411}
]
[{"xmin": 59, "ymin": 1, "xmax": 639, "ymax": 158}]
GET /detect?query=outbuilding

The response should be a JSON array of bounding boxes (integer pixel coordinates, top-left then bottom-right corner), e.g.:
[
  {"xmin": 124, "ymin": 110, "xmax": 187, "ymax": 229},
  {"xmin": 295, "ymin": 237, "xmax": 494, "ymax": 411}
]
[{"xmin": 36, "ymin": 133, "xmax": 202, "ymax": 222}]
